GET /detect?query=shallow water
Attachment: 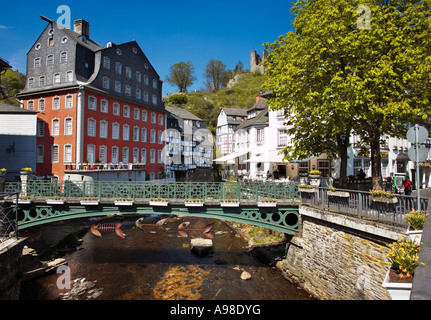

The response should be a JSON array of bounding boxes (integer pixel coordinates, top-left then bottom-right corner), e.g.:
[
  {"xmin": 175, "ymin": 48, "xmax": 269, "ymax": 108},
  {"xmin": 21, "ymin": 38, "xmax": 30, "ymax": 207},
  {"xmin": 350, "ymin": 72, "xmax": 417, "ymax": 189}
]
[{"xmin": 20, "ymin": 215, "xmax": 313, "ymax": 300}]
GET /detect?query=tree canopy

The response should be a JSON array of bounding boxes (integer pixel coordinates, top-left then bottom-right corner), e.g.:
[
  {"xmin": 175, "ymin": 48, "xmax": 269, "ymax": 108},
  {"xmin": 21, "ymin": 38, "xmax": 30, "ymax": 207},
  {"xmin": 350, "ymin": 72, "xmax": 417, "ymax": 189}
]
[
  {"xmin": 165, "ymin": 61, "xmax": 196, "ymax": 93},
  {"xmin": 264, "ymin": 0, "xmax": 431, "ymax": 189}
]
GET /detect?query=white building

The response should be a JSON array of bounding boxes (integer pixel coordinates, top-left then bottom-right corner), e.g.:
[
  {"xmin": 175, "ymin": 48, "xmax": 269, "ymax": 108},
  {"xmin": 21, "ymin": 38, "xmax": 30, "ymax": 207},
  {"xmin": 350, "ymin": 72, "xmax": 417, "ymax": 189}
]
[{"xmin": 216, "ymin": 108, "xmax": 247, "ymax": 156}]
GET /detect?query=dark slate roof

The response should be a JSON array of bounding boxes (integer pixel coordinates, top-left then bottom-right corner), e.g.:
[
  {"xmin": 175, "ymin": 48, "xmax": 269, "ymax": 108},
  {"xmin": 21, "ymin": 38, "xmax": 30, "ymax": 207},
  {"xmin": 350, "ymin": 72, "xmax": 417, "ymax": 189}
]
[
  {"xmin": 236, "ymin": 106, "xmax": 269, "ymax": 130},
  {"xmin": 247, "ymin": 98, "xmax": 268, "ymax": 112},
  {"xmin": 0, "ymin": 103, "xmax": 38, "ymax": 114},
  {"xmin": 165, "ymin": 105, "xmax": 202, "ymax": 121},
  {"xmin": 222, "ymin": 108, "xmax": 247, "ymax": 117}
]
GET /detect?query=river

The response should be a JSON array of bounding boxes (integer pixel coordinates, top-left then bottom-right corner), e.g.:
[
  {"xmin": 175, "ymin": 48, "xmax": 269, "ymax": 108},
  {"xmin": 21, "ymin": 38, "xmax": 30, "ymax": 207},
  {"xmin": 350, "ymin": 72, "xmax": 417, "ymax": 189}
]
[{"xmin": 20, "ymin": 215, "xmax": 314, "ymax": 300}]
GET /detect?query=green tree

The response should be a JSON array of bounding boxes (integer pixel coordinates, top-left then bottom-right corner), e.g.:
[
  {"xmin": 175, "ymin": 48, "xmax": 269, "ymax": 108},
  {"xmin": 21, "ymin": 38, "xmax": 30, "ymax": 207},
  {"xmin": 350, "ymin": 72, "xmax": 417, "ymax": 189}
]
[
  {"xmin": 204, "ymin": 59, "xmax": 230, "ymax": 91},
  {"xmin": 165, "ymin": 61, "xmax": 196, "ymax": 92},
  {"xmin": 0, "ymin": 69, "xmax": 26, "ymax": 106},
  {"xmin": 264, "ymin": 0, "xmax": 431, "ymax": 190}
]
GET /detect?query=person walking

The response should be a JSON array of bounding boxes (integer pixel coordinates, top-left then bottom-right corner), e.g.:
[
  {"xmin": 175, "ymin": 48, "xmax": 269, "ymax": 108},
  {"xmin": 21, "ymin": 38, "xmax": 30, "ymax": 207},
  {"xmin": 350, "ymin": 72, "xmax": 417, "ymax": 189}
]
[{"xmin": 402, "ymin": 177, "xmax": 413, "ymax": 196}]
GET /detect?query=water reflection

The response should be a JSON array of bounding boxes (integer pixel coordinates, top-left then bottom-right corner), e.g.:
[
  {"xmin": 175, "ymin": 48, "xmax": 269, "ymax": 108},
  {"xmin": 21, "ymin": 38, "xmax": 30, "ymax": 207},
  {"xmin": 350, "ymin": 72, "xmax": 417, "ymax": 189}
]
[{"xmin": 20, "ymin": 215, "xmax": 313, "ymax": 300}]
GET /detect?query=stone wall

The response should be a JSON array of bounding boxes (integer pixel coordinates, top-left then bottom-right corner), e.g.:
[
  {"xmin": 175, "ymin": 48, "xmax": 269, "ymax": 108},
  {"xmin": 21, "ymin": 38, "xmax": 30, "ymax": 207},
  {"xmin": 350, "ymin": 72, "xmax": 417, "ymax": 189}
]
[
  {"xmin": 0, "ymin": 238, "xmax": 26, "ymax": 299},
  {"xmin": 277, "ymin": 205, "xmax": 406, "ymax": 300}
]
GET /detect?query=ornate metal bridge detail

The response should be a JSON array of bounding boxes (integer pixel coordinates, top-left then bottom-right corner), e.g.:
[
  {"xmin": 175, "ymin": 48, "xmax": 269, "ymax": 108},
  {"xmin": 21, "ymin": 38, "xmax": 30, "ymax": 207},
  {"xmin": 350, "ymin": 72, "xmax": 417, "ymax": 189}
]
[{"xmin": 4, "ymin": 181, "xmax": 300, "ymax": 235}]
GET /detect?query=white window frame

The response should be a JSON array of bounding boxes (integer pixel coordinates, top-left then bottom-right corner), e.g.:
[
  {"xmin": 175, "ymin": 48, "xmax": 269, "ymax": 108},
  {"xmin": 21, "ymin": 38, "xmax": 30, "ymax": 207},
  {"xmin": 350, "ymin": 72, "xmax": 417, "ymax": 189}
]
[
  {"xmin": 52, "ymin": 145, "xmax": 59, "ymax": 163},
  {"xmin": 123, "ymin": 124, "xmax": 130, "ymax": 141},
  {"xmin": 64, "ymin": 144, "xmax": 72, "ymax": 163},
  {"xmin": 112, "ymin": 146, "xmax": 119, "ymax": 163},
  {"xmin": 112, "ymin": 123, "xmax": 120, "ymax": 140},
  {"xmin": 100, "ymin": 120, "xmax": 108, "ymax": 138},
  {"xmin": 52, "ymin": 118, "xmax": 60, "ymax": 136},
  {"xmin": 37, "ymin": 145, "xmax": 44, "ymax": 163},
  {"xmin": 88, "ymin": 96, "xmax": 97, "ymax": 111},
  {"xmin": 87, "ymin": 118, "xmax": 96, "ymax": 137},
  {"xmin": 64, "ymin": 117, "xmax": 73, "ymax": 136},
  {"xmin": 122, "ymin": 147, "xmax": 129, "ymax": 163}
]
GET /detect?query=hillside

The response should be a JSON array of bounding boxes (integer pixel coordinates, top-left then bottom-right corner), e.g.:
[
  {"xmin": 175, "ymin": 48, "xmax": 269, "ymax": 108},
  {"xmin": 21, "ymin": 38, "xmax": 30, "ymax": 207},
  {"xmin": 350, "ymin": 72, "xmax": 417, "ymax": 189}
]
[
  {"xmin": 0, "ymin": 69, "xmax": 26, "ymax": 106},
  {"xmin": 166, "ymin": 71, "xmax": 267, "ymax": 134}
]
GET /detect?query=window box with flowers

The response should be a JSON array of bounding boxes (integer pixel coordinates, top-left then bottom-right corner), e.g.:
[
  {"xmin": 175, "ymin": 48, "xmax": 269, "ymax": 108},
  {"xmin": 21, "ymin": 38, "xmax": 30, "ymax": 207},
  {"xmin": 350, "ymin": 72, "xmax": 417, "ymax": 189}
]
[
  {"xmin": 327, "ymin": 187, "xmax": 350, "ymax": 198},
  {"xmin": 382, "ymin": 237, "xmax": 423, "ymax": 300},
  {"xmin": 185, "ymin": 199, "xmax": 204, "ymax": 207},
  {"xmin": 298, "ymin": 184, "xmax": 315, "ymax": 193},
  {"xmin": 149, "ymin": 198, "xmax": 169, "ymax": 206},
  {"xmin": 13, "ymin": 195, "xmax": 33, "ymax": 204},
  {"xmin": 369, "ymin": 190, "xmax": 398, "ymax": 204},
  {"xmin": 309, "ymin": 170, "xmax": 322, "ymax": 179},
  {"xmin": 114, "ymin": 197, "xmax": 134, "ymax": 206},
  {"xmin": 80, "ymin": 197, "xmax": 100, "ymax": 206},
  {"xmin": 46, "ymin": 196, "xmax": 65, "ymax": 205},
  {"xmin": 20, "ymin": 167, "xmax": 32, "ymax": 174},
  {"xmin": 404, "ymin": 210, "xmax": 428, "ymax": 245},
  {"xmin": 257, "ymin": 198, "xmax": 277, "ymax": 207},
  {"xmin": 220, "ymin": 199, "xmax": 240, "ymax": 207}
]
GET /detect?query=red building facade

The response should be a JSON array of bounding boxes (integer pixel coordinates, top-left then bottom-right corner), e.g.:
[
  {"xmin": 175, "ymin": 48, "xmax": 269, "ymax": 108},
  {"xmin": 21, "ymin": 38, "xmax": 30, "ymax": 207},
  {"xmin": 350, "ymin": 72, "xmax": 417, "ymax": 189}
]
[{"xmin": 17, "ymin": 17, "xmax": 166, "ymax": 180}]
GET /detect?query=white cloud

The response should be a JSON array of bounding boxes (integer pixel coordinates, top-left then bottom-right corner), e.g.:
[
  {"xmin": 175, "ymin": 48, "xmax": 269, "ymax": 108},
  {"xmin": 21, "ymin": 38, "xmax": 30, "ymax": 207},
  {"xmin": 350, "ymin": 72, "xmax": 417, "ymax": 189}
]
[{"xmin": 0, "ymin": 25, "xmax": 14, "ymax": 30}]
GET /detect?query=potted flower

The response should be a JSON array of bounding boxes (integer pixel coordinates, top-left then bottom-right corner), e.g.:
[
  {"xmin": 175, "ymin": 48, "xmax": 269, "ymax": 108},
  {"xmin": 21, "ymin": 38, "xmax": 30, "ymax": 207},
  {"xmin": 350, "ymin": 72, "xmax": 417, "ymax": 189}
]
[
  {"xmin": 327, "ymin": 187, "xmax": 350, "ymax": 198},
  {"xmin": 0, "ymin": 168, "xmax": 6, "ymax": 175},
  {"xmin": 298, "ymin": 169, "xmax": 308, "ymax": 177},
  {"xmin": 185, "ymin": 198, "xmax": 204, "ymax": 207},
  {"xmin": 382, "ymin": 237, "xmax": 422, "ymax": 300},
  {"xmin": 149, "ymin": 198, "xmax": 169, "ymax": 206},
  {"xmin": 369, "ymin": 190, "xmax": 398, "ymax": 204},
  {"xmin": 20, "ymin": 167, "xmax": 32, "ymax": 174},
  {"xmin": 220, "ymin": 199, "xmax": 240, "ymax": 207},
  {"xmin": 309, "ymin": 170, "xmax": 322, "ymax": 179},
  {"xmin": 298, "ymin": 184, "xmax": 315, "ymax": 193},
  {"xmin": 258, "ymin": 198, "xmax": 277, "ymax": 207},
  {"xmin": 80, "ymin": 196, "xmax": 100, "ymax": 206},
  {"xmin": 46, "ymin": 196, "xmax": 65, "ymax": 205},
  {"xmin": 114, "ymin": 197, "xmax": 134, "ymax": 206},
  {"xmin": 404, "ymin": 210, "xmax": 428, "ymax": 244}
]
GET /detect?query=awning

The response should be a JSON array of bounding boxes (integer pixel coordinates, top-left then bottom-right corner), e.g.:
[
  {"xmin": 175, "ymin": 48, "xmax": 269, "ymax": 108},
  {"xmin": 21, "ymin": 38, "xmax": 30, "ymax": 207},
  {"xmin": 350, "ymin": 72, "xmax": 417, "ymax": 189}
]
[
  {"xmin": 214, "ymin": 151, "xmax": 249, "ymax": 163},
  {"xmin": 245, "ymin": 150, "xmax": 286, "ymax": 163}
]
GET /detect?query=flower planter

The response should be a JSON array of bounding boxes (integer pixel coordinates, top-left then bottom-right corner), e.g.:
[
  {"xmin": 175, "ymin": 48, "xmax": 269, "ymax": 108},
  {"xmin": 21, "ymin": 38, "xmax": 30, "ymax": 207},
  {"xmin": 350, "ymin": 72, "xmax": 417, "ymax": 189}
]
[
  {"xmin": 46, "ymin": 199, "xmax": 65, "ymax": 205},
  {"xmin": 149, "ymin": 201, "xmax": 169, "ymax": 207},
  {"xmin": 185, "ymin": 202, "xmax": 204, "ymax": 207},
  {"xmin": 370, "ymin": 196, "xmax": 398, "ymax": 204},
  {"xmin": 258, "ymin": 202, "xmax": 277, "ymax": 207},
  {"xmin": 328, "ymin": 191, "xmax": 350, "ymax": 198},
  {"xmin": 382, "ymin": 268, "xmax": 412, "ymax": 300},
  {"xmin": 13, "ymin": 199, "xmax": 32, "ymax": 204},
  {"xmin": 298, "ymin": 188, "xmax": 315, "ymax": 193},
  {"xmin": 80, "ymin": 200, "xmax": 100, "ymax": 206},
  {"xmin": 309, "ymin": 175, "xmax": 321, "ymax": 179},
  {"xmin": 406, "ymin": 226, "xmax": 423, "ymax": 245},
  {"xmin": 220, "ymin": 202, "xmax": 240, "ymax": 207},
  {"xmin": 115, "ymin": 201, "xmax": 134, "ymax": 206}
]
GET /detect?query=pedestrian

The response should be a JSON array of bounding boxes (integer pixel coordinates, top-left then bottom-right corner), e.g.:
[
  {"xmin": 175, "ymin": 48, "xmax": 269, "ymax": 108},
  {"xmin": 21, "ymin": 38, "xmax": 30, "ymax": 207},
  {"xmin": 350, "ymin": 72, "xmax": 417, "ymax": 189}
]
[{"xmin": 402, "ymin": 177, "xmax": 413, "ymax": 196}]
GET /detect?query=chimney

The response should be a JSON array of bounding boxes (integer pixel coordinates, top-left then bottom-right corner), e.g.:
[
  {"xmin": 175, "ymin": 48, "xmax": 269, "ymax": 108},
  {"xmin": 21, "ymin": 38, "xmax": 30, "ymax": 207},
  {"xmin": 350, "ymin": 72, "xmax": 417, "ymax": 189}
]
[{"xmin": 74, "ymin": 19, "xmax": 90, "ymax": 38}]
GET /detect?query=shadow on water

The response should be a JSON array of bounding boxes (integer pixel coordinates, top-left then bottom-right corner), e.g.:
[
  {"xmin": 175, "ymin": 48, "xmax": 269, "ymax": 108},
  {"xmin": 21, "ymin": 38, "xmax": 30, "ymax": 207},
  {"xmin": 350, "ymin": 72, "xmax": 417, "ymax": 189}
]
[{"xmin": 20, "ymin": 215, "xmax": 314, "ymax": 300}]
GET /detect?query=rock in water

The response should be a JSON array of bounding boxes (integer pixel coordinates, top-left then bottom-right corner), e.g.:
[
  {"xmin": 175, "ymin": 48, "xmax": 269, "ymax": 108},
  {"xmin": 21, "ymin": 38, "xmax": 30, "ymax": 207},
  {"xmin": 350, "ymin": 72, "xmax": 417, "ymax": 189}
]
[{"xmin": 190, "ymin": 238, "xmax": 213, "ymax": 256}]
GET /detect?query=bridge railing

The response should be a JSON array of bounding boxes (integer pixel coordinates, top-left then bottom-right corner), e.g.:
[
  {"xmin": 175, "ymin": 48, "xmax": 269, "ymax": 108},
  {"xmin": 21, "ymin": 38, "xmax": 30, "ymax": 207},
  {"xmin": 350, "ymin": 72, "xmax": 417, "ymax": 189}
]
[
  {"xmin": 299, "ymin": 187, "xmax": 428, "ymax": 226},
  {"xmin": 0, "ymin": 192, "xmax": 19, "ymax": 243},
  {"xmin": 4, "ymin": 180, "xmax": 299, "ymax": 204}
]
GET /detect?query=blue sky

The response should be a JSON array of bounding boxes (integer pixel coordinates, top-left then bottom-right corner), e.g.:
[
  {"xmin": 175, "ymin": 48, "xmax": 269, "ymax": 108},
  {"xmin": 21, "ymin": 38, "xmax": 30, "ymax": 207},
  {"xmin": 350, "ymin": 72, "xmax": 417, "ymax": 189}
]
[{"xmin": 0, "ymin": 0, "xmax": 294, "ymax": 96}]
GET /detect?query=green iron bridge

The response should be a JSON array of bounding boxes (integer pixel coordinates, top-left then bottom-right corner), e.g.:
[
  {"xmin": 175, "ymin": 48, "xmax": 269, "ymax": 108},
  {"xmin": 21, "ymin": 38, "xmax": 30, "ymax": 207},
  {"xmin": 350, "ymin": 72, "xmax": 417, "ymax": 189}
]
[{"xmin": 3, "ymin": 180, "xmax": 300, "ymax": 235}]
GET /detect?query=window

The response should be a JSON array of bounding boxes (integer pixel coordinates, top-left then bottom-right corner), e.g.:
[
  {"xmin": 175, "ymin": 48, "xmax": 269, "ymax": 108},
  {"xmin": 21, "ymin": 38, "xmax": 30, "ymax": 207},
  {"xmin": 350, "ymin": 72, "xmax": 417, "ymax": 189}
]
[
  {"xmin": 133, "ymin": 148, "xmax": 139, "ymax": 163},
  {"xmin": 37, "ymin": 119, "xmax": 44, "ymax": 136},
  {"xmin": 141, "ymin": 148, "xmax": 147, "ymax": 163},
  {"xmin": 60, "ymin": 51, "xmax": 67, "ymax": 63},
  {"xmin": 122, "ymin": 147, "xmax": 129, "ymax": 163},
  {"xmin": 115, "ymin": 62, "xmax": 122, "ymax": 74},
  {"xmin": 158, "ymin": 115, "xmax": 164, "ymax": 125},
  {"xmin": 38, "ymin": 99, "xmax": 45, "ymax": 112},
  {"xmin": 28, "ymin": 78, "xmax": 34, "ymax": 88},
  {"xmin": 142, "ymin": 110, "xmax": 147, "ymax": 121},
  {"xmin": 34, "ymin": 58, "xmax": 41, "ymax": 68},
  {"xmin": 66, "ymin": 95, "xmax": 73, "ymax": 108},
  {"xmin": 153, "ymin": 79, "xmax": 158, "ymax": 89},
  {"xmin": 46, "ymin": 54, "xmax": 54, "ymax": 66},
  {"xmin": 52, "ymin": 119, "xmax": 60, "ymax": 136},
  {"xmin": 278, "ymin": 129, "xmax": 288, "ymax": 147},
  {"xmin": 52, "ymin": 145, "xmax": 59, "ymax": 163},
  {"xmin": 123, "ymin": 124, "xmax": 130, "ymax": 140},
  {"xmin": 144, "ymin": 91, "xmax": 149, "ymax": 102},
  {"xmin": 257, "ymin": 129, "xmax": 264, "ymax": 144},
  {"xmin": 115, "ymin": 81, "xmax": 121, "ymax": 93},
  {"xmin": 99, "ymin": 146, "xmax": 107, "ymax": 163},
  {"xmin": 87, "ymin": 118, "xmax": 96, "ymax": 137},
  {"xmin": 133, "ymin": 126, "xmax": 139, "ymax": 142},
  {"xmin": 103, "ymin": 57, "xmax": 110, "ymax": 69},
  {"xmin": 28, "ymin": 100, "xmax": 34, "ymax": 110},
  {"xmin": 150, "ymin": 129, "xmax": 156, "ymax": 143},
  {"xmin": 103, "ymin": 76, "xmax": 110, "ymax": 89},
  {"xmin": 37, "ymin": 145, "xmax": 44, "ymax": 163},
  {"xmin": 150, "ymin": 172, "xmax": 155, "ymax": 180},
  {"xmin": 125, "ymin": 85, "xmax": 131, "ymax": 96},
  {"xmin": 151, "ymin": 113, "xmax": 156, "ymax": 123},
  {"xmin": 158, "ymin": 150, "xmax": 162, "ymax": 164},
  {"xmin": 136, "ymin": 88, "xmax": 141, "ymax": 100},
  {"xmin": 53, "ymin": 73, "xmax": 60, "ymax": 84},
  {"xmin": 64, "ymin": 145, "xmax": 72, "ymax": 163},
  {"xmin": 126, "ymin": 67, "xmax": 132, "ymax": 78},
  {"xmin": 112, "ymin": 146, "xmax": 119, "ymax": 163},
  {"xmin": 158, "ymin": 131, "xmax": 163, "ymax": 144},
  {"xmin": 66, "ymin": 71, "xmax": 73, "ymax": 82},
  {"xmin": 88, "ymin": 96, "xmax": 97, "ymax": 110},
  {"xmin": 136, "ymin": 71, "xmax": 141, "ymax": 82},
  {"xmin": 141, "ymin": 127, "xmax": 147, "ymax": 142},
  {"xmin": 65, "ymin": 118, "xmax": 73, "ymax": 136},
  {"xmin": 152, "ymin": 95, "xmax": 157, "ymax": 105},
  {"xmin": 123, "ymin": 105, "xmax": 130, "ymax": 118},
  {"xmin": 113, "ymin": 102, "xmax": 120, "ymax": 115},
  {"xmin": 100, "ymin": 99, "xmax": 108, "ymax": 113},
  {"xmin": 144, "ymin": 75, "xmax": 149, "ymax": 85},
  {"xmin": 53, "ymin": 97, "xmax": 60, "ymax": 110},
  {"xmin": 100, "ymin": 120, "xmax": 108, "ymax": 138},
  {"xmin": 87, "ymin": 145, "xmax": 95, "ymax": 163},
  {"xmin": 39, "ymin": 76, "xmax": 45, "ymax": 87},
  {"xmin": 134, "ymin": 108, "xmax": 140, "ymax": 120},
  {"xmin": 112, "ymin": 123, "xmax": 119, "ymax": 139},
  {"xmin": 150, "ymin": 149, "xmax": 156, "ymax": 163}
]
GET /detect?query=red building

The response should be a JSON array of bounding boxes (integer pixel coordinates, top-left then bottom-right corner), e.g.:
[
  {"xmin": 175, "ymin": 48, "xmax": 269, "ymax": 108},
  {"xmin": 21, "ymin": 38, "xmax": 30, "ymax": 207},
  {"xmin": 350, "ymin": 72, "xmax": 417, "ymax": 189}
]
[{"xmin": 17, "ymin": 17, "xmax": 166, "ymax": 181}]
